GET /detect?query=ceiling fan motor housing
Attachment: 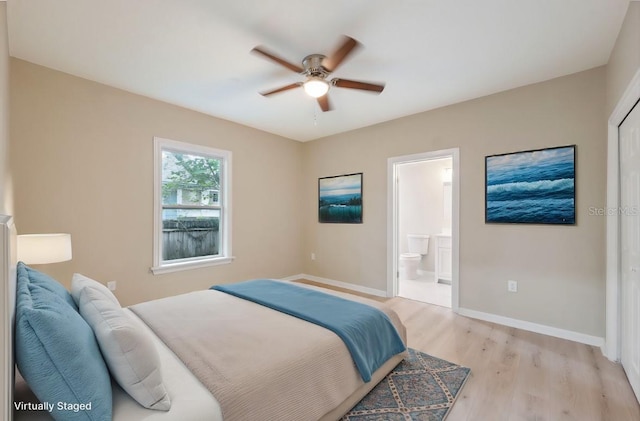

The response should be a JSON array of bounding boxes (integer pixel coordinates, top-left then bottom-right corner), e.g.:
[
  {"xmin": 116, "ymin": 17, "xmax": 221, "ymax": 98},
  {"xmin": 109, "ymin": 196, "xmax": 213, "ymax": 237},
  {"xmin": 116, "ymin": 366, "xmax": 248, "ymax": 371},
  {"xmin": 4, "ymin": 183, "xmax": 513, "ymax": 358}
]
[{"xmin": 302, "ymin": 54, "xmax": 329, "ymax": 78}]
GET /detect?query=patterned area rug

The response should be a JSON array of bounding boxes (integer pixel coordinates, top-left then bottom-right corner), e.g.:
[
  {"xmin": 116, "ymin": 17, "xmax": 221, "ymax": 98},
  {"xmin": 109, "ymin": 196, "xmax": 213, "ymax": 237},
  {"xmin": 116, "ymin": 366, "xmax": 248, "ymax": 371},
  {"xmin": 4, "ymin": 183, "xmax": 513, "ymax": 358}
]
[{"xmin": 341, "ymin": 348, "xmax": 471, "ymax": 421}]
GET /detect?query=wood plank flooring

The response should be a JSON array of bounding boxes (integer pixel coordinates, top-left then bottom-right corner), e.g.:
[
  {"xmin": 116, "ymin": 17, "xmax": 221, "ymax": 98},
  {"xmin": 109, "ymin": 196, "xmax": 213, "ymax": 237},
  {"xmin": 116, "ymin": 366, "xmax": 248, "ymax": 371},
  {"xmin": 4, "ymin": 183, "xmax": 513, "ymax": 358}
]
[{"xmin": 296, "ymin": 279, "xmax": 640, "ymax": 421}]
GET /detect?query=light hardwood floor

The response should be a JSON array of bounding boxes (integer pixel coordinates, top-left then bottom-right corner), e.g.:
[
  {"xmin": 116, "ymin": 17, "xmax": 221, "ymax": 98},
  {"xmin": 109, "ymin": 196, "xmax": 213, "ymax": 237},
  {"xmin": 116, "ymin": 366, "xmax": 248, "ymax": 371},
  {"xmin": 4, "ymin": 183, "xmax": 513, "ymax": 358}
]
[{"xmin": 296, "ymin": 279, "xmax": 640, "ymax": 421}]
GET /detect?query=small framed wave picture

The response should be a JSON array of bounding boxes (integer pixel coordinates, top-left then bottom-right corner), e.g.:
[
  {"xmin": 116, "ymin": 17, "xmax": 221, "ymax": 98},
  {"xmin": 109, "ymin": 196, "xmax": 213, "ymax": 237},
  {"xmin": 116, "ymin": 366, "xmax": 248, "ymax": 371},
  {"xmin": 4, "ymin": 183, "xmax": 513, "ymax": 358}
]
[
  {"xmin": 485, "ymin": 145, "xmax": 576, "ymax": 225},
  {"xmin": 318, "ymin": 173, "xmax": 363, "ymax": 223}
]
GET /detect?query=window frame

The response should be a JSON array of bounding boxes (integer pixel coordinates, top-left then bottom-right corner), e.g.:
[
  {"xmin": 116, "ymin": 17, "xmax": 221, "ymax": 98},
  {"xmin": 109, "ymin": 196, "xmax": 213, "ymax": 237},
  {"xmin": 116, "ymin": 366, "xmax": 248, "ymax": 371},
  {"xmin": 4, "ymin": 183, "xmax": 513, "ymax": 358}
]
[{"xmin": 151, "ymin": 137, "xmax": 233, "ymax": 274}]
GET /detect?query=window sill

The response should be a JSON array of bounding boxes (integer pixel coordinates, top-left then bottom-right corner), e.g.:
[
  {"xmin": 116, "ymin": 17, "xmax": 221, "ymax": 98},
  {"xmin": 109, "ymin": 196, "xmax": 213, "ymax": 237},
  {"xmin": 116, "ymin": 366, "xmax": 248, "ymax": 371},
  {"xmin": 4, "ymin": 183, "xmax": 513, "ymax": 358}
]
[{"xmin": 151, "ymin": 256, "xmax": 234, "ymax": 275}]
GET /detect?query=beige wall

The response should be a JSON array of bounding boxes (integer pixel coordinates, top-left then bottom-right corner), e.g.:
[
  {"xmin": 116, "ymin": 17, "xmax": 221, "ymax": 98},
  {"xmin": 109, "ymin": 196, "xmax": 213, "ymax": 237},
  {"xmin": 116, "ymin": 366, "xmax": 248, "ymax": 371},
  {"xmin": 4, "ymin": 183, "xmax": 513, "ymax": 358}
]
[
  {"xmin": 606, "ymin": 1, "xmax": 640, "ymax": 116},
  {"xmin": 303, "ymin": 67, "xmax": 607, "ymax": 337},
  {"xmin": 0, "ymin": 3, "xmax": 10, "ymax": 216},
  {"xmin": 10, "ymin": 59, "xmax": 304, "ymax": 306}
]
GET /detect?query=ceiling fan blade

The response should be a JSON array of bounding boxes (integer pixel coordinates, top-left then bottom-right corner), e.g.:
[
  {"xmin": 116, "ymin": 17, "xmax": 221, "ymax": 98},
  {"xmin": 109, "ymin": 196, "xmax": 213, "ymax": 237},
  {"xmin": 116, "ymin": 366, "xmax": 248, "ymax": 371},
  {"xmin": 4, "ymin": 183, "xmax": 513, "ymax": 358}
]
[
  {"xmin": 251, "ymin": 47, "xmax": 304, "ymax": 73},
  {"xmin": 260, "ymin": 82, "xmax": 303, "ymax": 96},
  {"xmin": 333, "ymin": 78, "xmax": 385, "ymax": 93},
  {"xmin": 317, "ymin": 95, "xmax": 332, "ymax": 112},
  {"xmin": 322, "ymin": 36, "xmax": 361, "ymax": 73}
]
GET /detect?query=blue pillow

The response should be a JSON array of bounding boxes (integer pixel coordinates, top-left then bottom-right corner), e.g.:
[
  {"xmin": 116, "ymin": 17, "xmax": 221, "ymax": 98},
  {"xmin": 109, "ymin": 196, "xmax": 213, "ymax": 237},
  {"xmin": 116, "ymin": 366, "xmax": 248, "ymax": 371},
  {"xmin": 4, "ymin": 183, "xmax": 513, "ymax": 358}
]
[
  {"xmin": 15, "ymin": 268, "xmax": 112, "ymax": 421},
  {"xmin": 17, "ymin": 262, "xmax": 77, "ymax": 310}
]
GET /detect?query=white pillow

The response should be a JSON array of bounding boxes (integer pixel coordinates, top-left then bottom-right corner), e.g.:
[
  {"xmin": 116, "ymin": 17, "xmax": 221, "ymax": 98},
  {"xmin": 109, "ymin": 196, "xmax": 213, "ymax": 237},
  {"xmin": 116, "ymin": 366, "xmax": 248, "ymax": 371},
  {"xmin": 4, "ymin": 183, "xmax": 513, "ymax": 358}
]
[{"xmin": 71, "ymin": 273, "xmax": 171, "ymax": 411}]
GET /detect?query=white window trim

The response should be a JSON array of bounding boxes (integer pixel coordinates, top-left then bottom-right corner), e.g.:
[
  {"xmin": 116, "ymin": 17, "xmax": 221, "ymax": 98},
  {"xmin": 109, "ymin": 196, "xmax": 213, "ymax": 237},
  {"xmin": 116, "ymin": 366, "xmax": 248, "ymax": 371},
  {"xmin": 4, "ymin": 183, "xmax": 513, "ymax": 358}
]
[{"xmin": 151, "ymin": 137, "xmax": 233, "ymax": 275}]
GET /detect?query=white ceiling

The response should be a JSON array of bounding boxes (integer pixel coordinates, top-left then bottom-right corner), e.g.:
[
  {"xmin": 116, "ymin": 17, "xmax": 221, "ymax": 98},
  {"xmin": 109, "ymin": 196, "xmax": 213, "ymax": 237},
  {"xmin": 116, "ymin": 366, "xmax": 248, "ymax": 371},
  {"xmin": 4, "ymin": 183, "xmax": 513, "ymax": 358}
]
[{"xmin": 5, "ymin": 0, "xmax": 630, "ymax": 142}]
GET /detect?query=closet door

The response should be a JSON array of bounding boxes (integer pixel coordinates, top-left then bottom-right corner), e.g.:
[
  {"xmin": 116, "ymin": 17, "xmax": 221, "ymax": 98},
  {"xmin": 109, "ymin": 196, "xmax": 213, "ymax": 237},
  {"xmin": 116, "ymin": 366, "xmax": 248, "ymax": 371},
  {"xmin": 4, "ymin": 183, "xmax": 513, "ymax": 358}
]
[{"xmin": 620, "ymin": 99, "xmax": 640, "ymax": 402}]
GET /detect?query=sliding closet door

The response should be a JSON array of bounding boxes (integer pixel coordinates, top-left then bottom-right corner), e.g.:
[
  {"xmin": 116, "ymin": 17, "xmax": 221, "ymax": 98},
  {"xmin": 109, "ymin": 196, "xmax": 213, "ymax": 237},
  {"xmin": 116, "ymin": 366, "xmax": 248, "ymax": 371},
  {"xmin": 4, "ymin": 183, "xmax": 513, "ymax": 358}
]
[{"xmin": 620, "ymin": 99, "xmax": 640, "ymax": 402}]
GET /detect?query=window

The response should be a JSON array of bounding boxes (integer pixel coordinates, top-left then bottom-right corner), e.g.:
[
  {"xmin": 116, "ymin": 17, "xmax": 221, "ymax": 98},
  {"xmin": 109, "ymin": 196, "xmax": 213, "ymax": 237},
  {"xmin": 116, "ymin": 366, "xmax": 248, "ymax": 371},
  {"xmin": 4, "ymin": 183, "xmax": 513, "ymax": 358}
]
[{"xmin": 152, "ymin": 137, "xmax": 232, "ymax": 274}]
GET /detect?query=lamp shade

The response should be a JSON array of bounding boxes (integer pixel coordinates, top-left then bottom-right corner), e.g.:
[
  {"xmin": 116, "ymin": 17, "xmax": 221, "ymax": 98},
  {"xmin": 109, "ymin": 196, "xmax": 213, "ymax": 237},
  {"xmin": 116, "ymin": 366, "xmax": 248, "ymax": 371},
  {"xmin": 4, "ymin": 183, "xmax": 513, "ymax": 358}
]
[{"xmin": 17, "ymin": 234, "xmax": 72, "ymax": 264}]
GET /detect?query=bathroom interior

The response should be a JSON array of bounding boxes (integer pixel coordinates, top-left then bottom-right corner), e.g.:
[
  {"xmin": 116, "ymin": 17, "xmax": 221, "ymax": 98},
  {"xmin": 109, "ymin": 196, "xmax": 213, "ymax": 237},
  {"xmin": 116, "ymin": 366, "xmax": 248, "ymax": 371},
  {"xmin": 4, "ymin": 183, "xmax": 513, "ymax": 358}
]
[{"xmin": 397, "ymin": 157, "xmax": 453, "ymax": 308}]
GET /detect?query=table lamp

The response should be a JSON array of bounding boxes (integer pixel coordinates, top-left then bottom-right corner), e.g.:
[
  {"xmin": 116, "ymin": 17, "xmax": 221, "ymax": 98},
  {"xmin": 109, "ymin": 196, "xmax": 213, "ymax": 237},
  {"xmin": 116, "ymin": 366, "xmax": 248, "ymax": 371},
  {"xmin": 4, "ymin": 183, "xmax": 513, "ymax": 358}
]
[{"xmin": 17, "ymin": 233, "xmax": 72, "ymax": 264}]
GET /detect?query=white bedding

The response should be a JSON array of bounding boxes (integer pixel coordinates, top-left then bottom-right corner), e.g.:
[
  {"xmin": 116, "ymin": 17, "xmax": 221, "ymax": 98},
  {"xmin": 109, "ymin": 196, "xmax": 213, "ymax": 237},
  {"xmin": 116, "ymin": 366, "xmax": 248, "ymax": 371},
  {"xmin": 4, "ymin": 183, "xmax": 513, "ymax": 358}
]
[
  {"xmin": 111, "ymin": 309, "xmax": 222, "ymax": 421},
  {"xmin": 14, "ymin": 309, "xmax": 222, "ymax": 421}
]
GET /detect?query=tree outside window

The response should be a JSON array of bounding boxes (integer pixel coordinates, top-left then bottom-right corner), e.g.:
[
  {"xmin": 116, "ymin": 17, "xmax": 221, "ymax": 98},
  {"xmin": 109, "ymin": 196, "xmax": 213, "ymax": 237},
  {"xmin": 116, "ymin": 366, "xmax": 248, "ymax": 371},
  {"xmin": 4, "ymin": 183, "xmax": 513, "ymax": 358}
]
[
  {"xmin": 160, "ymin": 150, "xmax": 223, "ymax": 261},
  {"xmin": 153, "ymin": 137, "xmax": 232, "ymax": 274}
]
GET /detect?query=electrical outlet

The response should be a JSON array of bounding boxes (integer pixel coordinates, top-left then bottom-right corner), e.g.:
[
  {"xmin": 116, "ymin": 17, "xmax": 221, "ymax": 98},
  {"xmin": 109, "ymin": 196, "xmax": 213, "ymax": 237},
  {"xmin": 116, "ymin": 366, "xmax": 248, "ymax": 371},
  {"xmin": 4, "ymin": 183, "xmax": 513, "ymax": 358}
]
[
  {"xmin": 311, "ymin": 253, "xmax": 316, "ymax": 261},
  {"xmin": 107, "ymin": 281, "xmax": 117, "ymax": 291},
  {"xmin": 507, "ymin": 280, "xmax": 517, "ymax": 293}
]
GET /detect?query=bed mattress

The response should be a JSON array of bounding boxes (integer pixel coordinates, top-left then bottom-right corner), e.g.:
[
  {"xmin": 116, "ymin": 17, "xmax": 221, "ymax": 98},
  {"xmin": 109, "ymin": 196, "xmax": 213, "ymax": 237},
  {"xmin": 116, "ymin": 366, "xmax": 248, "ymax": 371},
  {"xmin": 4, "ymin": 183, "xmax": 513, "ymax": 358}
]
[
  {"xmin": 130, "ymin": 284, "xmax": 407, "ymax": 421},
  {"xmin": 14, "ymin": 283, "xmax": 406, "ymax": 421}
]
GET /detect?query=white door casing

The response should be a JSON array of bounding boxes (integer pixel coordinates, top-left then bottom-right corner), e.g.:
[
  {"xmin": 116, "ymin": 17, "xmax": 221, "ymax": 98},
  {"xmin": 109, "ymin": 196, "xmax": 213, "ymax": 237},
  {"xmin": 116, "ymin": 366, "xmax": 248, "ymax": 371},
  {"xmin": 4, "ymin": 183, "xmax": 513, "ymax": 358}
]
[
  {"xmin": 606, "ymin": 68, "xmax": 640, "ymax": 363},
  {"xmin": 620, "ymin": 100, "xmax": 640, "ymax": 402}
]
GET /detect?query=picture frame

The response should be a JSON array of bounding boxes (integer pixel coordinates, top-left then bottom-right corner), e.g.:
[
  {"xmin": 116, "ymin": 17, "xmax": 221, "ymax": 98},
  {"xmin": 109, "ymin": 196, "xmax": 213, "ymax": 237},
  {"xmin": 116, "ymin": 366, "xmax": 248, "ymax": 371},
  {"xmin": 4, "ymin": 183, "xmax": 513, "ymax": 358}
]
[
  {"xmin": 318, "ymin": 173, "xmax": 363, "ymax": 223},
  {"xmin": 485, "ymin": 145, "xmax": 576, "ymax": 225}
]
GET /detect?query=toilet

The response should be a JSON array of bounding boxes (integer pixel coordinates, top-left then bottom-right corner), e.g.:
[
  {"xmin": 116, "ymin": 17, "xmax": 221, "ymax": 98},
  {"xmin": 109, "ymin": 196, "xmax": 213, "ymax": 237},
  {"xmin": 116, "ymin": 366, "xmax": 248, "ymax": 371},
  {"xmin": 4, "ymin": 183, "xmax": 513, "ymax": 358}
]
[{"xmin": 400, "ymin": 234, "xmax": 430, "ymax": 280}]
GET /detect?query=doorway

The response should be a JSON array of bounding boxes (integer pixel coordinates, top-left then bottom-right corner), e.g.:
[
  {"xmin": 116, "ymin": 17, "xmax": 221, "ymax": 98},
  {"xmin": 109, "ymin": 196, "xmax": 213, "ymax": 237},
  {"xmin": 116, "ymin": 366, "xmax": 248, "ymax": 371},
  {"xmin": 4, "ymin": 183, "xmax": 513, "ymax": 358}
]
[{"xmin": 387, "ymin": 148, "xmax": 460, "ymax": 310}]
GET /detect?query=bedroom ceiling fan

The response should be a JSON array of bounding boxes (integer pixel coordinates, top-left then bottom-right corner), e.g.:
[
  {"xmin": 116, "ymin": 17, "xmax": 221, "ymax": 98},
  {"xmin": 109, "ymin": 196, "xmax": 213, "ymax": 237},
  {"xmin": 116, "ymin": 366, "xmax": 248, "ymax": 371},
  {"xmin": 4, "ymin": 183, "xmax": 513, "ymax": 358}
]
[{"xmin": 251, "ymin": 36, "xmax": 385, "ymax": 112}]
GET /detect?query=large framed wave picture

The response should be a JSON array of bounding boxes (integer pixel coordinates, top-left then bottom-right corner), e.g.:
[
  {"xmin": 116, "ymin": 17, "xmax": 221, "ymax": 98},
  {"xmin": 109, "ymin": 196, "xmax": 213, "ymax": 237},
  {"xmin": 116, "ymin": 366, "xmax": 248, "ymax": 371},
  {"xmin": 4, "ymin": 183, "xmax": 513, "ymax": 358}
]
[
  {"xmin": 485, "ymin": 145, "xmax": 576, "ymax": 225},
  {"xmin": 319, "ymin": 173, "xmax": 363, "ymax": 223}
]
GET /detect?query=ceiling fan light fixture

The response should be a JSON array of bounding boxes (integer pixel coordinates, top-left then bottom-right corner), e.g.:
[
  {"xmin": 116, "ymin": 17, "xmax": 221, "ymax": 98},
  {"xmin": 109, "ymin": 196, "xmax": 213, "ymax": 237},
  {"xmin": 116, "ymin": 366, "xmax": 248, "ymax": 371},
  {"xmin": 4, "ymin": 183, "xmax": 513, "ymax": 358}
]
[{"xmin": 303, "ymin": 78, "xmax": 329, "ymax": 98}]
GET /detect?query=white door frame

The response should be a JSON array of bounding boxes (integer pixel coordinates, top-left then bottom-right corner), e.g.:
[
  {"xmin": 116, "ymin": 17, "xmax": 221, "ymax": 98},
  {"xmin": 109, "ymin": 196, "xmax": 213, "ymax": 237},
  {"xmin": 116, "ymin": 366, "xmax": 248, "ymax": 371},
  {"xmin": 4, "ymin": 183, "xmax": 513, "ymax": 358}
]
[
  {"xmin": 606, "ymin": 68, "xmax": 640, "ymax": 361},
  {"xmin": 386, "ymin": 148, "xmax": 460, "ymax": 312}
]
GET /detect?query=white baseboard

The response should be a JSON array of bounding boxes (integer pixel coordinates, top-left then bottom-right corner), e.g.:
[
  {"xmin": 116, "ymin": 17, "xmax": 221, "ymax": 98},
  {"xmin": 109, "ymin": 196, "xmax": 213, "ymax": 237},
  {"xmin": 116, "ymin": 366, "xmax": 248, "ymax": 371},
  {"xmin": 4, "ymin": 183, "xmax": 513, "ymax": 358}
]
[
  {"xmin": 281, "ymin": 274, "xmax": 604, "ymax": 348},
  {"xmin": 281, "ymin": 274, "xmax": 388, "ymax": 297},
  {"xmin": 457, "ymin": 307, "xmax": 605, "ymax": 348}
]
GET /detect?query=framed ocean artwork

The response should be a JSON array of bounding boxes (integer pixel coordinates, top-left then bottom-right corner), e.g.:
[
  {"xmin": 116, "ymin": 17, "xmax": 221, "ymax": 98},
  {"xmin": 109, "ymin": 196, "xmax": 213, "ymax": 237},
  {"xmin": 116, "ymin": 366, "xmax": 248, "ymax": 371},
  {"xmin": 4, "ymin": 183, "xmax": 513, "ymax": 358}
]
[
  {"xmin": 318, "ymin": 173, "xmax": 363, "ymax": 223},
  {"xmin": 485, "ymin": 145, "xmax": 576, "ymax": 224}
]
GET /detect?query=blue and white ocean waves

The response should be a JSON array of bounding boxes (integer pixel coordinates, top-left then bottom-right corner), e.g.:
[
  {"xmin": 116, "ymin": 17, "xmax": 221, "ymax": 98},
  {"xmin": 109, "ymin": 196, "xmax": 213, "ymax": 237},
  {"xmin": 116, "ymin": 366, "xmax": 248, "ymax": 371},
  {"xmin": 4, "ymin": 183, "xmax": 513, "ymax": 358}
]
[{"xmin": 486, "ymin": 146, "xmax": 575, "ymax": 224}]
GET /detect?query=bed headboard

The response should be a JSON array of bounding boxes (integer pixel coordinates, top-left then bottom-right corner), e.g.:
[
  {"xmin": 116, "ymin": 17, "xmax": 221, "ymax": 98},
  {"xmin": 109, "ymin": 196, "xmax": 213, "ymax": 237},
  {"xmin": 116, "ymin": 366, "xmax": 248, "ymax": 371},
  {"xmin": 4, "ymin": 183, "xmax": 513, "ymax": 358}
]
[{"xmin": 0, "ymin": 215, "xmax": 16, "ymax": 421}]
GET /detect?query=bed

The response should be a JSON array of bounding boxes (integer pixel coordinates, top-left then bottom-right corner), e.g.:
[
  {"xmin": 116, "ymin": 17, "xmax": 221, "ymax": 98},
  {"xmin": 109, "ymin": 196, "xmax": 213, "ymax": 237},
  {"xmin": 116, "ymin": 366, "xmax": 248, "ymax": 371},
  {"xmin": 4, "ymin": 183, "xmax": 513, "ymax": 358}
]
[{"xmin": 0, "ymin": 215, "xmax": 407, "ymax": 421}]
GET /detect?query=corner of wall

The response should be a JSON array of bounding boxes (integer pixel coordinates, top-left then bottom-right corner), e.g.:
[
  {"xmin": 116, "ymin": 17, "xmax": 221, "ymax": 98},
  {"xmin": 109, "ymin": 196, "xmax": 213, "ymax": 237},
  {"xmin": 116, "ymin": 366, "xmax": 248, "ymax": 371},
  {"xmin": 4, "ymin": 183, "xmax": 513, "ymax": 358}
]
[{"xmin": 0, "ymin": 2, "xmax": 11, "ymax": 217}]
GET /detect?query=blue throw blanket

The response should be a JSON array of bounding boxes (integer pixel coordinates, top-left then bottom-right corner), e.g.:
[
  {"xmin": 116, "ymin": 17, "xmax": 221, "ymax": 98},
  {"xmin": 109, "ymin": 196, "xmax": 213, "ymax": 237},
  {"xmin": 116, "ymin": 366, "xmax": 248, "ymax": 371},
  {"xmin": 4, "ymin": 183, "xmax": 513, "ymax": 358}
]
[{"xmin": 211, "ymin": 280, "xmax": 406, "ymax": 382}]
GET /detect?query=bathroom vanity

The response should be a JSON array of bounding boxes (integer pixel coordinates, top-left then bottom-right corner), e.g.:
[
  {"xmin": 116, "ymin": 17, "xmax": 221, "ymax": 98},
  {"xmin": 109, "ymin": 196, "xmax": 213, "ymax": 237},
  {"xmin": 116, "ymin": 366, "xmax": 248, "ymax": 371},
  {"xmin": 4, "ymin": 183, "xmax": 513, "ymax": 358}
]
[{"xmin": 435, "ymin": 234, "xmax": 452, "ymax": 284}]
